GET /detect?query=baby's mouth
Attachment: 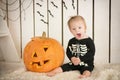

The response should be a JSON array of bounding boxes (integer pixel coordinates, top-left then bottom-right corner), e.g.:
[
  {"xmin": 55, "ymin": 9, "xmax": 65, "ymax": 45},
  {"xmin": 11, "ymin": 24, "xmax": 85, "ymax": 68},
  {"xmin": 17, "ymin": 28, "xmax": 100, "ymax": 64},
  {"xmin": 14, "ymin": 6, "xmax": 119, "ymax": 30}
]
[{"xmin": 76, "ymin": 33, "xmax": 81, "ymax": 38}]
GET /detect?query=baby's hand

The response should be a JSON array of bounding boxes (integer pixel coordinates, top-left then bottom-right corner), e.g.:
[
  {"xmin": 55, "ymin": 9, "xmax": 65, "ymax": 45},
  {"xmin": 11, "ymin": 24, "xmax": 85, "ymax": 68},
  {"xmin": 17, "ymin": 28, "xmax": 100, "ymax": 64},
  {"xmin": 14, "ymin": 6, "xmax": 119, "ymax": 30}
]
[{"xmin": 71, "ymin": 57, "xmax": 80, "ymax": 65}]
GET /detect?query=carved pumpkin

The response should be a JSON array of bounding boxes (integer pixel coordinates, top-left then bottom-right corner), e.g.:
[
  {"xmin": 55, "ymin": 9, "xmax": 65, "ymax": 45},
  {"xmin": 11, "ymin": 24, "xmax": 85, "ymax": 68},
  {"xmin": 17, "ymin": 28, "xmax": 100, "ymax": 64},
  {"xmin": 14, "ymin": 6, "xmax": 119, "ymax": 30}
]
[{"xmin": 23, "ymin": 32, "xmax": 64, "ymax": 72}]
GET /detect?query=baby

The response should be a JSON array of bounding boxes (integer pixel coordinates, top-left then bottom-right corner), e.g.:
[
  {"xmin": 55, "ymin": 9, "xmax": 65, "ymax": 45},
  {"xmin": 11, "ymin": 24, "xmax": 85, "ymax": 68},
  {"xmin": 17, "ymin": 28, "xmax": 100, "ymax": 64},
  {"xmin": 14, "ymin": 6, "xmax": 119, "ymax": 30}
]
[{"xmin": 47, "ymin": 15, "xmax": 95, "ymax": 78}]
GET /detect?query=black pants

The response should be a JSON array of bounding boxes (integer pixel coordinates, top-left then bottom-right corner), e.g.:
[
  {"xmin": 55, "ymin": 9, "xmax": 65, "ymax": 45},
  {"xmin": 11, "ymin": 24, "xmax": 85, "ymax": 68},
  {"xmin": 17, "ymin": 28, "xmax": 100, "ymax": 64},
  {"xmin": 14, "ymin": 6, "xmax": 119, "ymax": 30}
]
[{"xmin": 61, "ymin": 62, "xmax": 94, "ymax": 74}]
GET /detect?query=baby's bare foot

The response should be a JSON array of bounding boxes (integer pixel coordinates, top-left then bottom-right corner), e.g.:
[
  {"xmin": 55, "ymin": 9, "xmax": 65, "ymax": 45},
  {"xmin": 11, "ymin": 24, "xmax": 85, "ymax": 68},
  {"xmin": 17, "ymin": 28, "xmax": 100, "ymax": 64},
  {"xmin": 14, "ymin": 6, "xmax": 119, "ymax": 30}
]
[
  {"xmin": 79, "ymin": 75, "xmax": 87, "ymax": 78},
  {"xmin": 79, "ymin": 70, "xmax": 91, "ymax": 78},
  {"xmin": 46, "ymin": 72, "xmax": 56, "ymax": 77}
]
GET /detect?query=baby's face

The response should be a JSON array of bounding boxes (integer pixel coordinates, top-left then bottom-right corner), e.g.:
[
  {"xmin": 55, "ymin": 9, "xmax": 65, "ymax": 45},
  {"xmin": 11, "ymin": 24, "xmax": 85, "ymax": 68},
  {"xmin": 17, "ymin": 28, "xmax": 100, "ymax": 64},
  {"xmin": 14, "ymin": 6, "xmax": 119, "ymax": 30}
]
[{"xmin": 69, "ymin": 20, "xmax": 86, "ymax": 40}]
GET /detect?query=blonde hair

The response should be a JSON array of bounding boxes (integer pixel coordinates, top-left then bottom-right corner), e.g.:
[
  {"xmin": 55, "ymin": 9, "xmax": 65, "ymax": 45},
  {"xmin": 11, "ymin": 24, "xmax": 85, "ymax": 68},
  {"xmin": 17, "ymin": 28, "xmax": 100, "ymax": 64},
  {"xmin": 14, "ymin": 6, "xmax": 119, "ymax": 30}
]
[{"xmin": 68, "ymin": 15, "xmax": 87, "ymax": 29}]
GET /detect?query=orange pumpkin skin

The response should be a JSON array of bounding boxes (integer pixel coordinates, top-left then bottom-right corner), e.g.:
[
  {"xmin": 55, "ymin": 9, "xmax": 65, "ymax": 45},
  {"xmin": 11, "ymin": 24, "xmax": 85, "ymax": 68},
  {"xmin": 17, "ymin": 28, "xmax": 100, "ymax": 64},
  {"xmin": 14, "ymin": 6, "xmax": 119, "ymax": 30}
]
[{"xmin": 23, "ymin": 32, "xmax": 64, "ymax": 72}]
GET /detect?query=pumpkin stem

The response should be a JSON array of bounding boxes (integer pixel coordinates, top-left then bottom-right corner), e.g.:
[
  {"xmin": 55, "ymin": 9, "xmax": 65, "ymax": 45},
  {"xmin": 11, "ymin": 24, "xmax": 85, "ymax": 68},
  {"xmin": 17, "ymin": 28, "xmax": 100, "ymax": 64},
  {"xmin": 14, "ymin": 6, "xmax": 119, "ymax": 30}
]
[{"xmin": 42, "ymin": 32, "xmax": 46, "ymax": 38}]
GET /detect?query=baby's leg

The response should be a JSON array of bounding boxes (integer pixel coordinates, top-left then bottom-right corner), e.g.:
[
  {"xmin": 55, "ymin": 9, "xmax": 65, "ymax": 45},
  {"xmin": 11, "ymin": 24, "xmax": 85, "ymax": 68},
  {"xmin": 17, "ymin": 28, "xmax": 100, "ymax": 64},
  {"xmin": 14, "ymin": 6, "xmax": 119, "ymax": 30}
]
[
  {"xmin": 46, "ymin": 67, "xmax": 63, "ymax": 77},
  {"xmin": 79, "ymin": 70, "xmax": 91, "ymax": 78}
]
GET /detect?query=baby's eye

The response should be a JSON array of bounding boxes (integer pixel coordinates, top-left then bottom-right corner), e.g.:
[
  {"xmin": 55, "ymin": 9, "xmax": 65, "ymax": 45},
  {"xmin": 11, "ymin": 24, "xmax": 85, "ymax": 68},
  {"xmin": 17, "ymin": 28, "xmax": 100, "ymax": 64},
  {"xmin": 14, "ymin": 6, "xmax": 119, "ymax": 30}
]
[
  {"xmin": 78, "ymin": 26, "xmax": 81, "ymax": 29},
  {"xmin": 72, "ymin": 28, "xmax": 76, "ymax": 30}
]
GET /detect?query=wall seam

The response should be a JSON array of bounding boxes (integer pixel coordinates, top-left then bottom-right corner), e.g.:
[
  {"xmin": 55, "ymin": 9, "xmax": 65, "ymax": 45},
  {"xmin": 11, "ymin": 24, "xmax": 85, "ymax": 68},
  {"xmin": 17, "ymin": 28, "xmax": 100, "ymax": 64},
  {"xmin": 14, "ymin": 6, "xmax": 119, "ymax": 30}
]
[{"xmin": 109, "ymin": 0, "xmax": 111, "ymax": 63}]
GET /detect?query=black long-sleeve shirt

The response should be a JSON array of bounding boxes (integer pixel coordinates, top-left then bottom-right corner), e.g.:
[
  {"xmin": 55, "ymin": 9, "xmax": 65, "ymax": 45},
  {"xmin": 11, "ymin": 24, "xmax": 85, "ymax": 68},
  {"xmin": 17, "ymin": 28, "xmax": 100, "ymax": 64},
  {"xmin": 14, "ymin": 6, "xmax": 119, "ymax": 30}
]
[{"xmin": 66, "ymin": 37, "xmax": 95, "ymax": 66}]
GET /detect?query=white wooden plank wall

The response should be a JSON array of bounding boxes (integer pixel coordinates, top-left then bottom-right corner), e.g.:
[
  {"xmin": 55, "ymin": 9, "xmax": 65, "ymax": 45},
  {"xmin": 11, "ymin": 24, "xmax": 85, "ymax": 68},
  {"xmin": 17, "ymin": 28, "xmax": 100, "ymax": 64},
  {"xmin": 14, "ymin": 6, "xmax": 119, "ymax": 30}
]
[
  {"xmin": 35, "ymin": 0, "xmax": 47, "ymax": 37},
  {"xmin": 21, "ymin": 0, "xmax": 34, "ymax": 58},
  {"xmin": 0, "ymin": 0, "xmax": 120, "ymax": 63},
  {"xmin": 94, "ymin": 0, "xmax": 109, "ymax": 63},
  {"xmin": 111, "ymin": 0, "xmax": 120, "ymax": 63},
  {"xmin": 0, "ymin": 0, "xmax": 6, "ymax": 60},
  {"xmin": 8, "ymin": 0, "xmax": 21, "ymax": 57},
  {"xmin": 49, "ymin": 0, "xmax": 62, "ymax": 43}
]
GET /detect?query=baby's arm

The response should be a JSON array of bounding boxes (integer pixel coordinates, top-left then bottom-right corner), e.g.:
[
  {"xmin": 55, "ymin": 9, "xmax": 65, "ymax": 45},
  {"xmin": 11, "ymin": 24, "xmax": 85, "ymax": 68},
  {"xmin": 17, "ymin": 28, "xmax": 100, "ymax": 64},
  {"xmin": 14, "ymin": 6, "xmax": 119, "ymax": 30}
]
[{"xmin": 71, "ymin": 57, "xmax": 81, "ymax": 65}]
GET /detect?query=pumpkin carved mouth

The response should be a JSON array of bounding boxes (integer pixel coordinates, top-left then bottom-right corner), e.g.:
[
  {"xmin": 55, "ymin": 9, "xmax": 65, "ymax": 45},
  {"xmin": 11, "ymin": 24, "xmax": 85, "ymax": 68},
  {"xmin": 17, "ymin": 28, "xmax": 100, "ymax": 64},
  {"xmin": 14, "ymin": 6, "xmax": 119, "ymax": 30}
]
[
  {"xmin": 32, "ymin": 60, "xmax": 50, "ymax": 66},
  {"xmin": 44, "ymin": 60, "xmax": 50, "ymax": 64}
]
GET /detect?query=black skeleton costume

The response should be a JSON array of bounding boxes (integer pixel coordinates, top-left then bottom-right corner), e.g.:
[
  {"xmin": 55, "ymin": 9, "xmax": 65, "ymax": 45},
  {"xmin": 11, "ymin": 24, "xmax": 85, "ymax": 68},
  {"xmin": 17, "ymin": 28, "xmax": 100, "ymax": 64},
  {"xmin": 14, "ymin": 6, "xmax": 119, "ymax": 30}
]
[{"xmin": 61, "ymin": 37, "xmax": 95, "ymax": 74}]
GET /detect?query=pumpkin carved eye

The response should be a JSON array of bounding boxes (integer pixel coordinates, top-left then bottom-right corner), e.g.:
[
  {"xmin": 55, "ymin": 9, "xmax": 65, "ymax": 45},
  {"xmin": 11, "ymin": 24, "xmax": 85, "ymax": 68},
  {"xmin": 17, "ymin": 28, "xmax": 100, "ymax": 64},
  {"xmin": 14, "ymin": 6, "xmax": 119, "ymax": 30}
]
[
  {"xmin": 33, "ymin": 52, "xmax": 38, "ymax": 57},
  {"xmin": 44, "ymin": 48, "xmax": 48, "ymax": 52}
]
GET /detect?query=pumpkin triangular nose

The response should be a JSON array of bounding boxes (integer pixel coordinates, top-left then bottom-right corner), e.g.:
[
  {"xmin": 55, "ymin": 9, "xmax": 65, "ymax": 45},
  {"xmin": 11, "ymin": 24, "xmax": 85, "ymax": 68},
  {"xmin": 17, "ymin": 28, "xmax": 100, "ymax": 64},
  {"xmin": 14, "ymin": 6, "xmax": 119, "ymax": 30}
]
[{"xmin": 44, "ymin": 48, "xmax": 48, "ymax": 52}]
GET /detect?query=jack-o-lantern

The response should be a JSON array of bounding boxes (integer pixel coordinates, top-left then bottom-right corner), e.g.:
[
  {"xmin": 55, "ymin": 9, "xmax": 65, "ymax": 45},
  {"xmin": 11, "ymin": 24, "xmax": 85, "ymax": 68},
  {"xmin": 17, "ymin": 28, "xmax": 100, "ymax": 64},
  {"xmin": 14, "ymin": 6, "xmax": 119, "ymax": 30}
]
[{"xmin": 23, "ymin": 32, "xmax": 64, "ymax": 72}]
